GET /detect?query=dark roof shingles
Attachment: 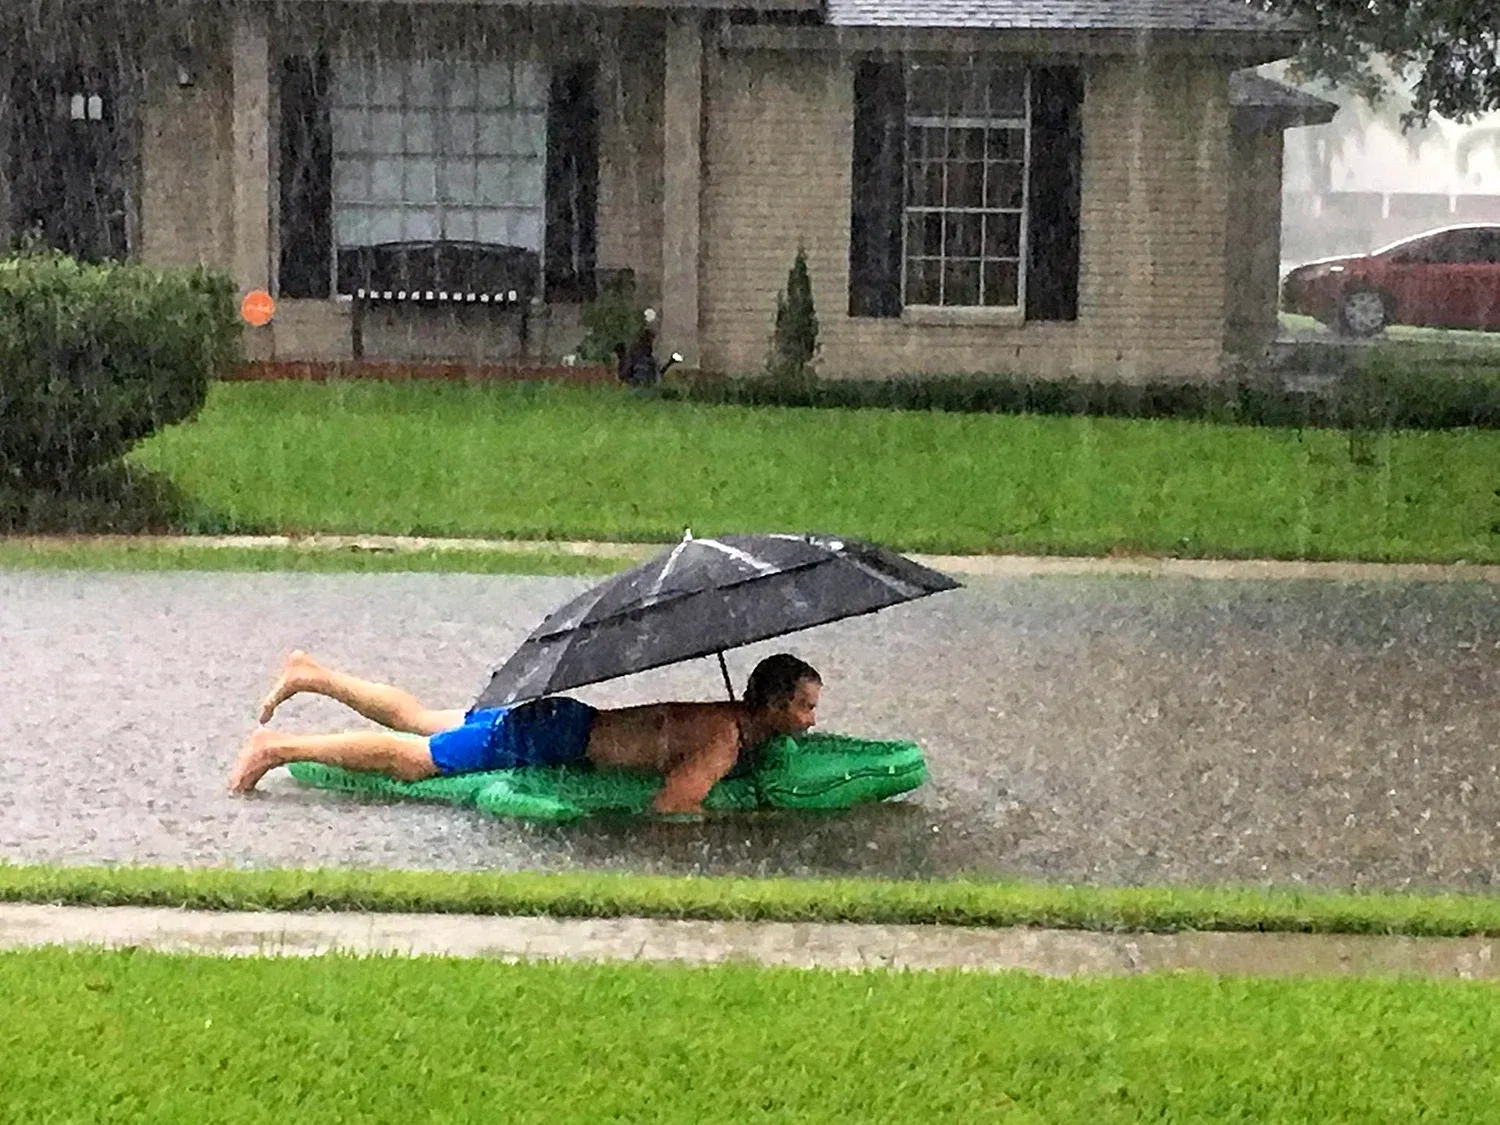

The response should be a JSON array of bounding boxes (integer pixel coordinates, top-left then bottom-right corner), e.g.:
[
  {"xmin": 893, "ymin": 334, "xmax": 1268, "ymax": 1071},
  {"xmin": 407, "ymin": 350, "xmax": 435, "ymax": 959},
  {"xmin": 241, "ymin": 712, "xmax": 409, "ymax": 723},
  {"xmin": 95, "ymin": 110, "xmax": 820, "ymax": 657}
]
[
  {"xmin": 824, "ymin": 1, "xmax": 1291, "ymax": 34},
  {"xmin": 1229, "ymin": 70, "xmax": 1334, "ymax": 110}
]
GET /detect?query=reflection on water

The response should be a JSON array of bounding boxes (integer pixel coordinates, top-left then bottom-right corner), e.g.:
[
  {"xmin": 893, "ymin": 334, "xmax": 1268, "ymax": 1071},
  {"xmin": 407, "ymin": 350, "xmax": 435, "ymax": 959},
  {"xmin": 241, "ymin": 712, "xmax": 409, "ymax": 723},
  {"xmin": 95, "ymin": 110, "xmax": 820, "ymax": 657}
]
[{"xmin": 0, "ymin": 570, "xmax": 1495, "ymax": 890}]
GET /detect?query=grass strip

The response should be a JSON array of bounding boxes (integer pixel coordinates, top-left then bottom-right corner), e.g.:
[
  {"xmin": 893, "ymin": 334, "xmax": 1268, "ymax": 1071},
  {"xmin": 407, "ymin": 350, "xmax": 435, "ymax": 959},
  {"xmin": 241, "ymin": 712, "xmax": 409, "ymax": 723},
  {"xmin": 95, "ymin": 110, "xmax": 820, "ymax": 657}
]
[
  {"xmin": 1280, "ymin": 311, "xmax": 1500, "ymax": 357},
  {"xmin": 9, "ymin": 863, "xmax": 1500, "ymax": 938},
  {"xmin": 3, "ymin": 947, "xmax": 1499, "ymax": 1122},
  {"xmin": 127, "ymin": 382, "xmax": 1500, "ymax": 563},
  {"xmin": 0, "ymin": 540, "xmax": 625, "ymax": 576}
]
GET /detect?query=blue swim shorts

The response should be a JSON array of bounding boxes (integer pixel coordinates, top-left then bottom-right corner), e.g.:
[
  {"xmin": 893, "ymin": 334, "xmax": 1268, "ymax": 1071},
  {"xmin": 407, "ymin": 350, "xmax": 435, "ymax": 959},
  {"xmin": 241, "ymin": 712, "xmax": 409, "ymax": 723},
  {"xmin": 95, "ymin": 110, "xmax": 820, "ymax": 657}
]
[{"xmin": 428, "ymin": 696, "xmax": 597, "ymax": 776}]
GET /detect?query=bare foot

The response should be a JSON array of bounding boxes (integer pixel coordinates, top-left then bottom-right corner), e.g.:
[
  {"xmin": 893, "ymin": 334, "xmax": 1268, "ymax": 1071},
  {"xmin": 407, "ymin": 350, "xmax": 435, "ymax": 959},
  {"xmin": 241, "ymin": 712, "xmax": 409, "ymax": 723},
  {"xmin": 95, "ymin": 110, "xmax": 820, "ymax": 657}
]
[
  {"xmin": 228, "ymin": 730, "xmax": 285, "ymax": 793},
  {"xmin": 258, "ymin": 650, "xmax": 323, "ymax": 724}
]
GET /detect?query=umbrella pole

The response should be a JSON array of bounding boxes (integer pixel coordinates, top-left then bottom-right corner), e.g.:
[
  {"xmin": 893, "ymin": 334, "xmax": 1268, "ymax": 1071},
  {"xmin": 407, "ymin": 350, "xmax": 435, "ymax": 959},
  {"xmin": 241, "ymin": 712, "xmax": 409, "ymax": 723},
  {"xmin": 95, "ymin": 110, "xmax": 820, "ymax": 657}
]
[{"xmin": 717, "ymin": 651, "xmax": 735, "ymax": 700}]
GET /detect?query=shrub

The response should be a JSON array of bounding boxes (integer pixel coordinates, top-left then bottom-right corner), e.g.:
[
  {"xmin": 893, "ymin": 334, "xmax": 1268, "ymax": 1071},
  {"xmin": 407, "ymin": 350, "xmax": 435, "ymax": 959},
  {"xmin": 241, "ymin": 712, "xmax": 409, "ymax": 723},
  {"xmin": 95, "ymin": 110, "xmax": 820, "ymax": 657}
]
[
  {"xmin": 661, "ymin": 364, "xmax": 1500, "ymax": 432},
  {"xmin": 1345, "ymin": 352, "xmax": 1500, "ymax": 430},
  {"xmin": 0, "ymin": 249, "xmax": 239, "ymax": 489},
  {"xmin": 576, "ymin": 277, "xmax": 646, "ymax": 365},
  {"xmin": 767, "ymin": 246, "xmax": 819, "ymax": 384}
]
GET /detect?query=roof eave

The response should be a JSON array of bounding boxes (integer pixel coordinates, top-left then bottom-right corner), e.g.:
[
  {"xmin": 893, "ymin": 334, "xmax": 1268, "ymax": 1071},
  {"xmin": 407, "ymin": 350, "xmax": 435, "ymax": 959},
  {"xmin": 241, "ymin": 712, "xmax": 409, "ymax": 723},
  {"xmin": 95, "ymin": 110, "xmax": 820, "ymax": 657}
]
[
  {"xmin": 1234, "ymin": 104, "xmax": 1339, "ymax": 132},
  {"xmin": 266, "ymin": 0, "xmax": 823, "ymax": 8},
  {"xmin": 720, "ymin": 23, "xmax": 1302, "ymax": 63}
]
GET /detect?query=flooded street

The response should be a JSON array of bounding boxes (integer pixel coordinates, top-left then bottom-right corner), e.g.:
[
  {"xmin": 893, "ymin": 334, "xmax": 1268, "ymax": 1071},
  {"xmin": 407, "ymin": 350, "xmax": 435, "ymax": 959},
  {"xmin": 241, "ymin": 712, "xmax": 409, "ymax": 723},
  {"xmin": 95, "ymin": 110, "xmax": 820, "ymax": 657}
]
[{"xmin": 1, "ymin": 569, "xmax": 1495, "ymax": 890}]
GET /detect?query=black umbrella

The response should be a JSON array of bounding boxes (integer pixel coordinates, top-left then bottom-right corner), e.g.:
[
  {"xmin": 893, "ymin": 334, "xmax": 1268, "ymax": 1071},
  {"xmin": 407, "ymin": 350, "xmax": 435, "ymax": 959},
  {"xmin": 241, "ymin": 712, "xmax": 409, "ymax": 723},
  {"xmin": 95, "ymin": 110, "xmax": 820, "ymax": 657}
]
[{"xmin": 472, "ymin": 531, "xmax": 962, "ymax": 708}]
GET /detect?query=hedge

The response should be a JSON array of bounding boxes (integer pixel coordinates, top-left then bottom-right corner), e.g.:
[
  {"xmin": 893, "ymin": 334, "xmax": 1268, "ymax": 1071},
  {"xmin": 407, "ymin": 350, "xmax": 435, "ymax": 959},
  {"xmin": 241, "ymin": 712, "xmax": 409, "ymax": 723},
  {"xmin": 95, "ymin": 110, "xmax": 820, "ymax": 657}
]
[
  {"xmin": 0, "ymin": 249, "xmax": 240, "ymax": 489},
  {"xmin": 659, "ymin": 358, "xmax": 1500, "ymax": 431}
]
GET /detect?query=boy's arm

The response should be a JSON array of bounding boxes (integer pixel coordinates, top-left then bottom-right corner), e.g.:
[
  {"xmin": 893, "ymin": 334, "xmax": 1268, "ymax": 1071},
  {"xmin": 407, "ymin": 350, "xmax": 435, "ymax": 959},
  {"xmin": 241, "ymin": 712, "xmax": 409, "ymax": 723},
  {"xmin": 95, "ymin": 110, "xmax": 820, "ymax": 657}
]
[{"xmin": 651, "ymin": 727, "xmax": 740, "ymax": 816}]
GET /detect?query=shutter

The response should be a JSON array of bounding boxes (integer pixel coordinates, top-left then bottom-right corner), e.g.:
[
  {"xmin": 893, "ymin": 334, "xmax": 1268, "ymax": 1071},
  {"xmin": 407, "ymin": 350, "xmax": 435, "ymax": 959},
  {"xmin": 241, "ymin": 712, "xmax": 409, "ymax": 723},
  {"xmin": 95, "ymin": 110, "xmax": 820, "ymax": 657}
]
[
  {"xmin": 545, "ymin": 62, "xmax": 599, "ymax": 301},
  {"xmin": 278, "ymin": 52, "xmax": 332, "ymax": 299},
  {"xmin": 1025, "ymin": 66, "xmax": 1083, "ymax": 321},
  {"xmin": 848, "ymin": 58, "xmax": 906, "ymax": 318}
]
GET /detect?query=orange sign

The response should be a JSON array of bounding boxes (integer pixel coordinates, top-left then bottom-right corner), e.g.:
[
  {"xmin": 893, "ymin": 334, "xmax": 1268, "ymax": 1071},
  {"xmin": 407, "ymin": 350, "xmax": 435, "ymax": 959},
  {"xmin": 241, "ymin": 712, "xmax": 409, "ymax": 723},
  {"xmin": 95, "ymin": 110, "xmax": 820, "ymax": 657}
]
[{"xmin": 240, "ymin": 289, "xmax": 276, "ymax": 327}]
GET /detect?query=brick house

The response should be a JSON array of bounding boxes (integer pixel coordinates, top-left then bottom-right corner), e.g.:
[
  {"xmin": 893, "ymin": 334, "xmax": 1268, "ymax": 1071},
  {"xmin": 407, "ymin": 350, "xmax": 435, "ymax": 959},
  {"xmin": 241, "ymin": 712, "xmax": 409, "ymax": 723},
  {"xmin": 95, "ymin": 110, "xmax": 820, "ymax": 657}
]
[{"xmin": 1, "ymin": 0, "xmax": 1331, "ymax": 380}]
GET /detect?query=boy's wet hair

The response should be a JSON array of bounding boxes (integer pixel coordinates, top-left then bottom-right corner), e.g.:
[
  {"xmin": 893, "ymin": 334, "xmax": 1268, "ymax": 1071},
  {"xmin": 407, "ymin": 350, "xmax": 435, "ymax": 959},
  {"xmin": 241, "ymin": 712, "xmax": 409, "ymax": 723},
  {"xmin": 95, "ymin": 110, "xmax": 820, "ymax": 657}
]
[{"xmin": 743, "ymin": 653, "xmax": 821, "ymax": 711}]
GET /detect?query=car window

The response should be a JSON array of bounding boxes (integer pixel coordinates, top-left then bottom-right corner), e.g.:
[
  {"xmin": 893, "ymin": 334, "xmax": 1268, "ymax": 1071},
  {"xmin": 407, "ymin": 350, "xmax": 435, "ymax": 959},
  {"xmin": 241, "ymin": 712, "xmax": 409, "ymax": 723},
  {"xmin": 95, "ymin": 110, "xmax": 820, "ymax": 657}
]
[
  {"xmin": 1475, "ymin": 231, "xmax": 1500, "ymax": 264},
  {"xmin": 1389, "ymin": 234, "xmax": 1450, "ymax": 263},
  {"xmin": 1386, "ymin": 229, "xmax": 1494, "ymax": 265},
  {"xmin": 1397, "ymin": 229, "xmax": 1500, "ymax": 264},
  {"xmin": 1444, "ymin": 231, "xmax": 1490, "ymax": 263},
  {"xmin": 1414, "ymin": 232, "xmax": 1472, "ymax": 263}
]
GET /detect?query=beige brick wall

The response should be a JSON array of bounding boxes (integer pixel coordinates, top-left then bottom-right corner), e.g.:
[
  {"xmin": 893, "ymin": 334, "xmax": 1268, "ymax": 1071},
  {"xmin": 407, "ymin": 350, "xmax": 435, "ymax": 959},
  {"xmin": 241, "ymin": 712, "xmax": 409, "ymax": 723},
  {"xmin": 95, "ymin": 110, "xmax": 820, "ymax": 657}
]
[
  {"xmin": 1224, "ymin": 127, "xmax": 1284, "ymax": 356},
  {"xmin": 659, "ymin": 12, "xmax": 704, "ymax": 364},
  {"xmin": 596, "ymin": 14, "xmax": 666, "ymax": 308},
  {"xmin": 1080, "ymin": 55, "xmax": 1230, "ymax": 377},
  {"xmin": 701, "ymin": 50, "xmax": 845, "ymax": 373},
  {"xmin": 133, "ymin": 8, "xmax": 1238, "ymax": 376},
  {"xmin": 134, "ymin": 5, "xmax": 657, "ymax": 363},
  {"xmin": 263, "ymin": 299, "xmax": 350, "ymax": 360},
  {"xmin": 138, "ymin": 26, "xmax": 234, "ymax": 270},
  {"xmin": 701, "ymin": 50, "xmax": 1234, "ymax": 381},
  {"xmin": 250, "ymin": 297, "xmax": 588, "ymax": 363}
]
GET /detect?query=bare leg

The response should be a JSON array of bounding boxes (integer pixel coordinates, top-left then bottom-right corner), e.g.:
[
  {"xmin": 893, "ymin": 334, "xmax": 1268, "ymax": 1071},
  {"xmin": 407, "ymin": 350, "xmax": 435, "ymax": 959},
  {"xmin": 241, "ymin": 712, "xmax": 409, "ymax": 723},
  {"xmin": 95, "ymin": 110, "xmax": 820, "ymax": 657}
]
[
  {"xmin": 258, "ymin": 651, "xmax": 464, "ymax": 735},
  {"xmin": 228, "ymin": 728, "xmax": 439, "ymax": 793}
]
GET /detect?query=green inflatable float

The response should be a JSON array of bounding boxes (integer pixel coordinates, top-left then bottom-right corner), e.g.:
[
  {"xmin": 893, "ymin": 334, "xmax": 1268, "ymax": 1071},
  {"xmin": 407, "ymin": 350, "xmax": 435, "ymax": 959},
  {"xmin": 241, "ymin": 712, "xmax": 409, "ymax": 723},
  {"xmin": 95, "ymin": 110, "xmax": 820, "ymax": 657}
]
[{"xmin": 286, "ymin": 731, "xmax": 927, "ymax": 821}]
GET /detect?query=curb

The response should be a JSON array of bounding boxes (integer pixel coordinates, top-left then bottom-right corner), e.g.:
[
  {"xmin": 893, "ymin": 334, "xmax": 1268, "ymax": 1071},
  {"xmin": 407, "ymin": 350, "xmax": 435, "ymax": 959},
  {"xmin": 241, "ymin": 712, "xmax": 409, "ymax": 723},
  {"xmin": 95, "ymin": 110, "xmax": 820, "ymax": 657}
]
[
  {"xmin": 5, "ymin": 533, "xmax": 1499, "ymax": 583},
  {"xmin": 5, "ymin": 904, "xmax": 1500, "ymax": 978}
]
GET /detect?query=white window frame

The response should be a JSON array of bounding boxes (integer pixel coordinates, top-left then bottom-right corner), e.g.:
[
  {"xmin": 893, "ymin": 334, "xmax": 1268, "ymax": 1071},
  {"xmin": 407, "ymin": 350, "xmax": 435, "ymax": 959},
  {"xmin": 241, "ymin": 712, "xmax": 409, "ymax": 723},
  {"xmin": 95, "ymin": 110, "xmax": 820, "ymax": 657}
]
[{"xmin": 901, "ymin": 61, "xmax": 1031, "ymax": 311}]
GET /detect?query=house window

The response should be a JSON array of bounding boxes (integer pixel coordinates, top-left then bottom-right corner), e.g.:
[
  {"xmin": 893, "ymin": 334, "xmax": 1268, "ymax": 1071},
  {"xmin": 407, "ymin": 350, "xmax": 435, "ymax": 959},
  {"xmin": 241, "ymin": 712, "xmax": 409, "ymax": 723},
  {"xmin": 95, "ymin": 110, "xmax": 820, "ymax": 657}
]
[
  {"xmin": 330, "ymin": 55, "xmax": 547, "ymax": 268},
  {"xmin": 902, "ymin": 63, "xmax": 1029, "ymax": 308}
]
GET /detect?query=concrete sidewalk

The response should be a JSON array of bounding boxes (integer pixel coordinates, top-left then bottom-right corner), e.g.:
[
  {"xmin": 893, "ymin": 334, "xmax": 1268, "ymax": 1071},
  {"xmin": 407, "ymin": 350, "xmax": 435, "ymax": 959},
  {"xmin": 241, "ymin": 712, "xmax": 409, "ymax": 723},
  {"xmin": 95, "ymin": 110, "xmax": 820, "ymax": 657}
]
[
  {"xmin": 12, "ymin": 532, "xmax": 1500, "ymax": 584},
  {"xmin": 4, "ymin": 904, "xmax": 1499, "ymax": 978}
]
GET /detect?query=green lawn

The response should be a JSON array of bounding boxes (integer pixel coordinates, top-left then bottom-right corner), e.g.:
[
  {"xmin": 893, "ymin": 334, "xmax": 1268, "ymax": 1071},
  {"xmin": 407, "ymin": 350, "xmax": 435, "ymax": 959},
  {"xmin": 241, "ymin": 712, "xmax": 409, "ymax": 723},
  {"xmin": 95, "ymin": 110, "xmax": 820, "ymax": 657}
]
[
  {"xmin": 4, "ymin": 947, "xmax": 1498, "ymax": 1123},
  {"xmin": 1279, "ymin": 311, "xmax": 1500, "ymax": 353},
  {"xmin": 0, "ymin": 539, "xmax": 623, "ymax": 576},
  {"xmin": 14, "ymin": 863, "xmax": 1500, "ymax": 939},
  {"xmin": 126, "ymin": 382, "xmax": 1500, "ymax": 563}
]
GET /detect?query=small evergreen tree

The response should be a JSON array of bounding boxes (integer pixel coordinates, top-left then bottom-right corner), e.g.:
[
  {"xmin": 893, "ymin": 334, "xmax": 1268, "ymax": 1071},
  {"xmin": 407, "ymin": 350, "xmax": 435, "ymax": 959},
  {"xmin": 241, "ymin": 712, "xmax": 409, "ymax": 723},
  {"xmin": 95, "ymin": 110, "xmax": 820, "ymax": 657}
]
[
  {"xmin": 769, "ymin": 246, "xmax": 819, "ymax": 384},
  {"xmin": 577, "ymin": 276, "xmax": 646, "ymax": 365}
]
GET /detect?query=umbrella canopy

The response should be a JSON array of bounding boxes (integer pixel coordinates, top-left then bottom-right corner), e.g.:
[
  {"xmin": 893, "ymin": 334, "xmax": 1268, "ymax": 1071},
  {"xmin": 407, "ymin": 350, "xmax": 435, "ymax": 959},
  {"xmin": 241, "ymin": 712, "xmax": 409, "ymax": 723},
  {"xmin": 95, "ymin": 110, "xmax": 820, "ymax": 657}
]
[{"xmin": 472, "ymin": 531, "xmax": 962, "ymax": 709}]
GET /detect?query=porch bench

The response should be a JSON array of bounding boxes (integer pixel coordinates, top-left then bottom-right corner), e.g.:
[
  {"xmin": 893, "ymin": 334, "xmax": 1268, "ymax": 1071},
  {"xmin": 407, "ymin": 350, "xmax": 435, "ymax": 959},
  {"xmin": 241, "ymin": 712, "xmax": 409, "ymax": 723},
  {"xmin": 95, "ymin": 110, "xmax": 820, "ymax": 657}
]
[{"xmin": 337, "ymin": 241, "xmax": 541, "ymax": 361}]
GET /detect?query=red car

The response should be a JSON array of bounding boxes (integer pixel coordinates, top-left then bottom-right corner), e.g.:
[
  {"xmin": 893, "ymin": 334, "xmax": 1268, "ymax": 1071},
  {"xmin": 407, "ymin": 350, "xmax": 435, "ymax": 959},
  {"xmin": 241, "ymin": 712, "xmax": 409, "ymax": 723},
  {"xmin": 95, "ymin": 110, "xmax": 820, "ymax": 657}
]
[{"xmin": 1281, "ymin": 223, "xmax": 1500, "ymax": 336}]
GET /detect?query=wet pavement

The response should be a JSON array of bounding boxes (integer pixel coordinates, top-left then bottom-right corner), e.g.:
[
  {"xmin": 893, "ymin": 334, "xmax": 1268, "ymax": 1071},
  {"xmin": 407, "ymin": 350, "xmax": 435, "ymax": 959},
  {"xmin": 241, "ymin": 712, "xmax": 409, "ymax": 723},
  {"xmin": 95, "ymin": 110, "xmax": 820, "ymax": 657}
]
[
  {"xmin": 8, "ymin": 903, "xmax": 1500, "ymax": 978},
  {"xmin": 1, "ymin": 569, "xmax": 1496, "ymax": 890}
]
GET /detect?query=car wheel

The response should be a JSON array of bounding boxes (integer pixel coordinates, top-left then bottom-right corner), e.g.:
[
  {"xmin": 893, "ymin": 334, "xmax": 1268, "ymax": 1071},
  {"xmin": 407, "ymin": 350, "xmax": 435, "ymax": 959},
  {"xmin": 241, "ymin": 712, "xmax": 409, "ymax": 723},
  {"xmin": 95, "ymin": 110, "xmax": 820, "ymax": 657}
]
[{"xmin": 1336, "ymin": 288, "xmax": 1389, "ymax": 337}]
